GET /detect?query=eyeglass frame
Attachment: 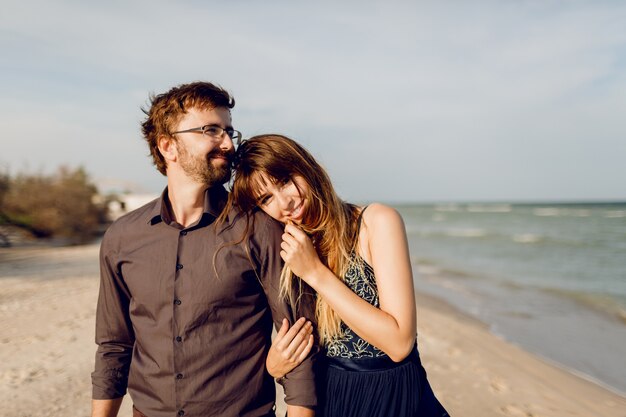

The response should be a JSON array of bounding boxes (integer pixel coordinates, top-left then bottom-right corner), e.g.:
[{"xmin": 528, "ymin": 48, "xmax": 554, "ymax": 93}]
[{"xmin": 171, "ymin": 124, "xmax": 243, "ymax": 146}]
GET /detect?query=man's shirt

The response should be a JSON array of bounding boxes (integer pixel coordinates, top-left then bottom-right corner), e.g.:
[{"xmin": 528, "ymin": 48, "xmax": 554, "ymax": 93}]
[{"xmin": 92, "ymin": 186, "xmax": 317, "ymax": 417}]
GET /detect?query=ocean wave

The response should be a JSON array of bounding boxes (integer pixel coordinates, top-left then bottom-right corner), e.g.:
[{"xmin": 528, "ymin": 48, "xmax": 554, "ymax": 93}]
[
  {"xmin": 605, "ymin": 210, "xmax": 626, "ymax": 218},
  {"xmin": 543, "ymin": 288, "xmax": 626, "ymax": 325},
  {"xmin": 532, "ymin": 207, "xmax": 599, "ymax": 217},
  {"xmin": 533, "ymin": 207, "xmax": 563, "ymax": 217},
  {"xmin": 412, "ymin": 259, "xmax": 484, "ymax": 281},
  {"xmin": 407, "ymin": 227, "xmax": 600, "ymax": 248},
  {"xmin": 405, "ymin": 226, "xmax": 418, "ymax": 235},
  {"xmin": 513, "ymin": 233, "xmax": 543, "ymax": 243},
  {"xmin": 406, "ymin": 228, "xmax": 490, "ymax": 239},
  {"xmin": 512, "ymin": 233, "xmax": 544, "ymax": 244},
  {"xmin": 445, "ymin": 228, "xmax": 488, "ymax": 238},
  {"xmin": 434, "ymin": 204, "xmax": 462, "ymax": 212},
  {"xmin": 466, "ymin": 204, "xmax": 512, "ymax": 213},
  {"xmin": 415, "ymin": 264, "xmax": 442, "ymax": 275}
]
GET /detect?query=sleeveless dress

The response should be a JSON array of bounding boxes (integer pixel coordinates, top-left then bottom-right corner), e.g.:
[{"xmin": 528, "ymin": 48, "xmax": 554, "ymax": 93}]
[{"xmin": 321, "ymin": 209, "xmax": 450, "ymax": 417}]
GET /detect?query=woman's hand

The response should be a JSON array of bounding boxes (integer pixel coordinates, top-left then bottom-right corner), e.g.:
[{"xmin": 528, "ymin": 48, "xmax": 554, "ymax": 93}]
[
  {"xmin": 266, "ymin": 318, "xmax": 315, "ymax": 378},
  {"xmin": 280, "ymin": 223, "xmax": 323, "ymax": 281}
]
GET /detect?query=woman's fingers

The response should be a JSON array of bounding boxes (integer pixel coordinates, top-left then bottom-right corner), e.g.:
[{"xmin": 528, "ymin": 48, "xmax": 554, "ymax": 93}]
[
  {"xmin": 267, "ymin": 318, "xmax": 314, "ymax": 378},
  {"xmin": 282, "ymin": 320, "xmax": 312, "ymax": 357},
  {"xmin": 282, "ymin": 317, "xmax": 306, "ymax": 344},
  {"xmin": 294, "ymin": 334, "xmax": 315, "ymax": 363},
  {"xmin": 280, "ymin": 233, "xmax": 299, "ymax": 264},
  {"xmin": 281, "ymin": 232, "xmax": 298, "ymax": 248},
  {"xmin": 274, "ymin": 318, "xmax": 289, "ymax": 343},
  {"xmin": 274, "ymin": 318, "xmax": 306, "ymax": 351},
  {"xmin": 284, "ymin": 223, "xmax": 307, "ymax": 240}
]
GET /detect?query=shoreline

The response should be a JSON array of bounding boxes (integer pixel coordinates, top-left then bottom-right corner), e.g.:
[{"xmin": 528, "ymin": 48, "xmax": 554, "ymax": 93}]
[
  {"xmin": 1, "ymin": 243, "xmax": 625, "ymax": 416},
  {"xmin": 415, "ymin": 289, "xmax": 626, "ymax": 398},
  {"xmin": 411, "ymin": 290, "xmax": 626, "ymax": 416},
  {"xmin": 413, "ymin": 259, "xmax": 626, "ymax": 396}
]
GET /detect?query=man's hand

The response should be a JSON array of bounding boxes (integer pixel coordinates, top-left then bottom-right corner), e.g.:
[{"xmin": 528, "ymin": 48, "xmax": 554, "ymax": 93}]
[{"xmin": 92, "ymin": 398, "xmax": 123, "ymax": 417}]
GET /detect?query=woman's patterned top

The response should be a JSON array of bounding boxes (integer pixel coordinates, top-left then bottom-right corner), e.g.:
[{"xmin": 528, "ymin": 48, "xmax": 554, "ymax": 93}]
[{"xmin": 325, "ymin": 256, "xmax": 388, "ymax": 359}]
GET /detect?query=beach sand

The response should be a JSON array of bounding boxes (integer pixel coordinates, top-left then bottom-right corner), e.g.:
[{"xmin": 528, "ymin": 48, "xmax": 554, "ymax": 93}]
[{"xmin": 0, "ymin": 243, "xmax": 624, "ymax": 417}]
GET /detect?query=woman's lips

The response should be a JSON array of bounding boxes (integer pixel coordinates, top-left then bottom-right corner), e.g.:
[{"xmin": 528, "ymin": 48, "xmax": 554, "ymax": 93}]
[{"xmin": 288, "ymin": 201, "xmax": 304, "ymax": 221}]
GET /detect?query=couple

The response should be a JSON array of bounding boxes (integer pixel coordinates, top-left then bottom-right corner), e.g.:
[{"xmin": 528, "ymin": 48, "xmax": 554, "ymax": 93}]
[{"xmin": 91, "ymin": 81, "xmax": 449, "ymax": 417}]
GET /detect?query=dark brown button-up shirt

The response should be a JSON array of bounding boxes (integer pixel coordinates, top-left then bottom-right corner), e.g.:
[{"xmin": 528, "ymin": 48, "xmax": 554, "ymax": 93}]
[{"xmin": 92, "ymin": 186, "xmax": 317, "ymax": 417}]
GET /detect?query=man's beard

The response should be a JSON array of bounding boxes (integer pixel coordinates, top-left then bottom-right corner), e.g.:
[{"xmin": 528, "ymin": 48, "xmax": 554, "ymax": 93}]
[{"xmin": 177, "ymin": 142, "xmax": 233, "ymax": 186}]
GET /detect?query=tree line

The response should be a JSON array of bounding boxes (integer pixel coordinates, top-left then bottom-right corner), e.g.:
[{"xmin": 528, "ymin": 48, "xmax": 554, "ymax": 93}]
[{"xmin": 0, "ymin": 167, "xmax": 108, "ymax": 246}]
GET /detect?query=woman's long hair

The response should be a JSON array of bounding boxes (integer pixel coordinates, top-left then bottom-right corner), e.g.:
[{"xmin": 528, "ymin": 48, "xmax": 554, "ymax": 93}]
[{"xmin": 225, "ymin": 134, "xmax": 361, "ymax": 344}]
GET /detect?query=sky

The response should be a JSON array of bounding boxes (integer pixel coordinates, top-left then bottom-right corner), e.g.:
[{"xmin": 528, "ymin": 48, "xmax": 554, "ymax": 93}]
[{"xmin": 1, "ymin": 0, "xmax": 625, "ymax": 203}]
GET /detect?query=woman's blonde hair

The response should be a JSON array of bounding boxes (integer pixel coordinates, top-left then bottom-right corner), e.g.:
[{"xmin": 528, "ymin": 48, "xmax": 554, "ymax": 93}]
[{"xmin": 226, "ymin": 134, "xmax": 361, "ymax": 344}]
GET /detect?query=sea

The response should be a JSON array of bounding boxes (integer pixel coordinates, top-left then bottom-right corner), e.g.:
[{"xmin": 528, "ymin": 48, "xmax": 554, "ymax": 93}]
[{"xmin": 394, "ymin": 202, "xmax": 626, "ymax": 395}]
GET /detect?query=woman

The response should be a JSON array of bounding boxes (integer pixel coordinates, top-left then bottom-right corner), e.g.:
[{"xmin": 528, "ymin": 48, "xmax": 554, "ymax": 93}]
[{"xmin": 229, "ymin": 134, "xmax": 449, "ymax": 417}]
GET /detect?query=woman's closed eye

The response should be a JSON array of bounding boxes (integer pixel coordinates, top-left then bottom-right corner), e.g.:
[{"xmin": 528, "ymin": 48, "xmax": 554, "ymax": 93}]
[
  {"xmin": 256, "ymin": 177, "xmax": 293, "ymax": 207},
  {"xmin": 258, "ymin": 194, "xmax": 272, "ymax": 206}
]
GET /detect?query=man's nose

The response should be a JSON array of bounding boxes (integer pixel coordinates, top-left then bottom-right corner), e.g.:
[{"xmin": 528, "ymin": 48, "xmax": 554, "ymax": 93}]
[{"xmin": 219, "ymin": 134, "xmax": 234, "ymax": 151}]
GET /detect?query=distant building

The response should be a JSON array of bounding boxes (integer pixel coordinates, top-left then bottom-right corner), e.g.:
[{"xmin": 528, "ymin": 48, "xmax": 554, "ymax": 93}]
[{"xmin": 106, "ymin": 194, "xmax": 158, "ymax": 221}]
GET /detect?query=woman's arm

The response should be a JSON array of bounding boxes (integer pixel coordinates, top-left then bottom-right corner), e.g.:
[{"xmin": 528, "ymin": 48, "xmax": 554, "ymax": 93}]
[
  {"xmin": 266, "ymin": 317, "xmax": 315, "ymax": 378},
  {"xmin": 281, "ymin": 204, "xmax": 417, "ymax": 362}
]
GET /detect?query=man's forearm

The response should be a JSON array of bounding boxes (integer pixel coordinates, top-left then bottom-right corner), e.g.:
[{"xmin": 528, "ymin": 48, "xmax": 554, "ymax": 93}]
[
  {"xmin": 286, "ymin": 405, "xmax": 315, "ymax": 417},
  {"xmin": 92, "ymin": 398, "xmax": 123, "ymax": 417}
]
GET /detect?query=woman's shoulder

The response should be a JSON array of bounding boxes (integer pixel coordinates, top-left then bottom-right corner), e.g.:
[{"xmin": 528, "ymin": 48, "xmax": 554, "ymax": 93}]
[
  {"xmin": 360, "ymin": 203, "xmax": 404, "ymax": 228},
  {"xmin": 358, "ymin": 203, "xmax": 406, "ymax": 258}
]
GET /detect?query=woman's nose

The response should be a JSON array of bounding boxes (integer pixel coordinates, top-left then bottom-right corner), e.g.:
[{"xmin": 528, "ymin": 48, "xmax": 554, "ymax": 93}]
[{"xmin": 276, "ymin": 193, "xmax": 293, "ymax": 211}]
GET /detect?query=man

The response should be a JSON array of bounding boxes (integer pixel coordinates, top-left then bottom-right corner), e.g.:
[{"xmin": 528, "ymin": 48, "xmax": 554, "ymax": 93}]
[{"xmin": 91, "ymin": 82, "xmax": 317, "ymax": 417}]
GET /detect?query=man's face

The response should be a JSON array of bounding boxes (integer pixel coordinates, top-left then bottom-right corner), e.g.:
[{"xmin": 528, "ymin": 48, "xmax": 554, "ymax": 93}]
[{"xmin": 172, "ymin": 106, "xmax": 235, "ymax": 186}]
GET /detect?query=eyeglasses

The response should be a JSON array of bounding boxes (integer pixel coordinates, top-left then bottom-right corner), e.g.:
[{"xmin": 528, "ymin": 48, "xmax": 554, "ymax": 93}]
[{"xmin": 171, "ymin": 125, "xmax": 243, "ymax": 146}]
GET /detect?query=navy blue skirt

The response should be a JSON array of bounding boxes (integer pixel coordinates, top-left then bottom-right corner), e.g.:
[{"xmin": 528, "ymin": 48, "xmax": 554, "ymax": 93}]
[{"xmin": 321, "ymin": 346, "xmax": 449, "ymax": 417}]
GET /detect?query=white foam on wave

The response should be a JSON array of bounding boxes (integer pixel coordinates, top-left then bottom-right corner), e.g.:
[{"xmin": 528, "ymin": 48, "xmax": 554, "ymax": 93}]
[
  {"xmin": 445, "ymin": 228, "xmax": 487, "ymax": 238},
  {"xmin": 466, "ymin": 204, "xmax": 512, "ymax": 213},
  {"xmin": 416, "ymin": 264, "xmax": 441, "ymax": 275},
  {"xmin": 513, "ymin": 233, "xmax": 543, "ymax": 244},
  {"xmin": 431, "ymin": 213, "xmax": 446, "ymax": 222},
  {"xmin": 533, "ymin": 207, "xmax": 562, "ymax": 217},
  {"xmin": 605, "ymin": 210, "xmax": 626, "ymax": 218},
  {"xmin": 434, "ymin": 204, "xmax": 461, "ymax": 212},
  {"xmin": 533, "ymin": 208, "xmax": 595, "ymax": 217}
]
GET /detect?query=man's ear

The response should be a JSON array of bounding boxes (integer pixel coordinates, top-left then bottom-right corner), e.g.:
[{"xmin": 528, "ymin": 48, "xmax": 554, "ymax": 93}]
[{"xmin": 158, "ymin": 135, "xmax": 177, "ymax": 163}]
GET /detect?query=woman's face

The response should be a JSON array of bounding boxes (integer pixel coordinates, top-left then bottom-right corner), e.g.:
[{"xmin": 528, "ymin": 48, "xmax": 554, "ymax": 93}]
[{"xmin": 254, "ymin": 173, "xmax": 309, "ymax": 224}]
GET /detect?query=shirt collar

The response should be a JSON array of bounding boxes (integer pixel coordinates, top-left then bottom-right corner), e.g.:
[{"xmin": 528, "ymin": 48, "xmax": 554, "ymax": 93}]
[{"xmin": 148, "ymin": 185, "xmax": 228, "ymax": 226}]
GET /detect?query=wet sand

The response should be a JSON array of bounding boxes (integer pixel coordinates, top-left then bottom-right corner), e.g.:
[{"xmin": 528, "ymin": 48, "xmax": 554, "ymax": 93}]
[{"xmin": 0, "ymin": 243, "xmax": 625, "ymax": 416}]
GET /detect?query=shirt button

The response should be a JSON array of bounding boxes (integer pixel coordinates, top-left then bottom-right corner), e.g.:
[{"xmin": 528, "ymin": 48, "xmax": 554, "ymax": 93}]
[
  {"xmin": 180, "ymin": 230, "xmax": 187, "ymax": 236},
  {"xmin": 178, "ymin": 410, "xmax": 185, "ymax": 416},
  {"xmin": 175, "ymin": 336, "xmax": 182, "ymax": 342},
  {"xmin": 176, "ymin": 263, "xmax": 183, "ymax": 270},
  {"xmin": 176, "ymin": 373, "xmax": 184, "ymax": 379},
  {"xmin": 174, "ymin": 299, "xmax": 182, "ymax": 305}
]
